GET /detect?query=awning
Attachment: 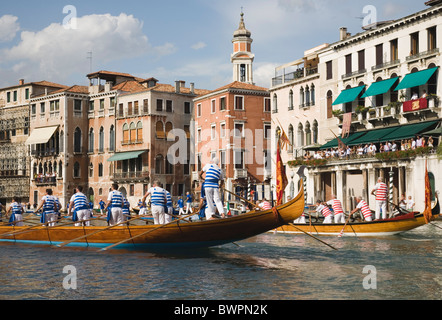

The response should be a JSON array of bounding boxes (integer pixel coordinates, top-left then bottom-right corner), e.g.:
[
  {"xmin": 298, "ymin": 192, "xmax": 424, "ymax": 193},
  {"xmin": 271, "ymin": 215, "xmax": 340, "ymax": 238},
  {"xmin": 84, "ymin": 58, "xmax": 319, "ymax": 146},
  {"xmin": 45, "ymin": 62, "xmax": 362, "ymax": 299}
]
[
  {"xmin": 107, "ymin": 150, "xmax": 147, "ymax": 162},
  {"xmin": 379, "ymin": 121, "xmax": 438, "ymax": 142},
  {"xmin": 347, "ymin": 126, "xmax": 400, "ymax": 146},
  {"xmin": 320, "ymin": 131, "xmax": 366, "ymax": 149},
  {"xmin": 394, "ymin": 67, "xmax": 438, "ymax": 91},
  {"xmin": 420, "ymin": 126, "xmax": 442, "ymax": 136},
  {"xmin": 361, "ymin": 77, "xmax": 399, "ymax": 98},
  {"xmin": 25, "ymin": 126, "xmax": 59, "ymax": 145},
  {"xmin": 332, "ymin": 86, "xmax": 365, "ymax": 106}
]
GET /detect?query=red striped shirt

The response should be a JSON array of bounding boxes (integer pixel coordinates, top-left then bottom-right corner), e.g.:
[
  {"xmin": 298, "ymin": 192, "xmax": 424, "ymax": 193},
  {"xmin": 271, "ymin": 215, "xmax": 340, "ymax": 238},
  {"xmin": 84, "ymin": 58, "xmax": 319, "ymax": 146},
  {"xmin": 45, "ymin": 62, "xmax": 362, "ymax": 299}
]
[
  {"xmin": 375, "ymin": 182, "xmax": 388, "ymax": 201},
  {"xmin": 317, "ymin": 204, "xmax": 332, "ymax": 217},
  {"xmin": 259, "ymin": 201, "xmax": 272, "ymax": 211},
  {"xmin": 328, "ymin": 199, "xmax": 344, "ymax": 215},
  {"xmin": 357, "ymin": 200, "xmax": 372, "ymax": 220}
]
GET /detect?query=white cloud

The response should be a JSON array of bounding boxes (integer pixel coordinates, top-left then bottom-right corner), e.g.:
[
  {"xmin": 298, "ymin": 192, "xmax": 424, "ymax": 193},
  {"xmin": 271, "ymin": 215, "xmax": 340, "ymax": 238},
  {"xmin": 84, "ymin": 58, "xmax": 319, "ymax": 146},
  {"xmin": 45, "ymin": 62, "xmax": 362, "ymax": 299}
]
[
  {"xmin": 0, "ymin": 13, "xmax": 173, "ymax": 85},
  {"xmin": 191, "ymin": 41, "xmax": 207, "ymax": 50},
  {"xmin": 253, "ymin": 62, "xmax": 279, "ymax": 88},
  {"xmin": 0, "ymin": 15, "xmax": 20, "ymax": 42}
]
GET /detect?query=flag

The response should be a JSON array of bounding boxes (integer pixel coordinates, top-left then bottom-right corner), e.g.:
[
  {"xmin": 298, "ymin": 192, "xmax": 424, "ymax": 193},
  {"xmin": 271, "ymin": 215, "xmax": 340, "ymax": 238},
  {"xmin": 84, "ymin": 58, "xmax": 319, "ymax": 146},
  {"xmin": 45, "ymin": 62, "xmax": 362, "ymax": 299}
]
[
  {"xmin": 275, "ymin": 140, "xmax": 288, "ymax": 206},
  {"xmin": 423, "ymin": 160, "xmax": 433, "ymax": 224},
  {"xmin": 279, "ymin": 128, "xmax": 291, "ymax": 151},
  {"xmin": 341, "ymin": 112, "xmax": 352, "ymax": 138}
]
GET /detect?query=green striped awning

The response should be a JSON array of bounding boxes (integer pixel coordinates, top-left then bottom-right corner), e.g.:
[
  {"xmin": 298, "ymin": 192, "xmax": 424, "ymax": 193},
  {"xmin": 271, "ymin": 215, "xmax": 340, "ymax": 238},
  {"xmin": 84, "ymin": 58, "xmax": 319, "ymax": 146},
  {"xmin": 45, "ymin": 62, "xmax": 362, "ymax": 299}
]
[
  {"xmin": 394, "ymin": 67, "xmax": 438, "ymax": 91},
  {"xmin": 320, "ymin": 131, "xmax": 367, "ymax": 149},
  {"xmin": 332, "ymin": 85, "xmax": 365, "ymax": 106},
  {"xmin": 379, "ymin": 121, "xmax": 438, "ymax": 142},
  {"xmin": 347, "ymin": 127, "xmax": 400, "ymax": 146},
  {"xmin": 361, "ymin": 77, "xmax": 399, "ymax": 98},
  {"xmin": 107, "ymin": 150, "xmax": 147, "ymax": 162}
]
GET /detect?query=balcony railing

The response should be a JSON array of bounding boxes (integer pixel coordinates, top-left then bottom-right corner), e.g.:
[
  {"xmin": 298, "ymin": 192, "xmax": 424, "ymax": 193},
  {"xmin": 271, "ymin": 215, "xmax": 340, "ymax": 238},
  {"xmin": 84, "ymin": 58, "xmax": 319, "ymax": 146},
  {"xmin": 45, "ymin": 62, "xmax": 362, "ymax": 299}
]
[
  {"xmin": 342, "ymin": 69, "xmax": 367, "ymax": 79},
  {"xmin": 406, "ymin": 48, "xmax": 439, "ymax": 62},
  {"xmin": 234, "ymin": 168, "xmax": 247, "ymax": 179},
  {"xmin": 113, "ymin": 171, "xmax": 149, "ymax": 182},
  {"xmin": 371, "ymin": 59, "xmax": 401, "ymax": 71}
]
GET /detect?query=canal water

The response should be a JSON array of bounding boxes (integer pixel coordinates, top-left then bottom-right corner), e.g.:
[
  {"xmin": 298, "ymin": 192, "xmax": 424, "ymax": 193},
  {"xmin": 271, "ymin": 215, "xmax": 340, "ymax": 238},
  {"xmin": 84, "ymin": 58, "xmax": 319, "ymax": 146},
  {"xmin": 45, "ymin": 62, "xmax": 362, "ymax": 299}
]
[{"xmin": 0, "ymin": 220, "xmax": 440, "ymax": 302}]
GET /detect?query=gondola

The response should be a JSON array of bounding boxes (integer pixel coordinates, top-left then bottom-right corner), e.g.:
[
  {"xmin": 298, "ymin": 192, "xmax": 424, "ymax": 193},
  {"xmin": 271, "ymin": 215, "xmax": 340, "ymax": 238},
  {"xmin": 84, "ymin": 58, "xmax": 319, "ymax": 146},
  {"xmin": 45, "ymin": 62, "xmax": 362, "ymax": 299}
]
[
  {"xmin": 0, "ymin": 183, "xmax": 305, "ymax": 250},
  {"xmin": 275, "ymin": 197, "xmax": 440, "ymax": 237}
]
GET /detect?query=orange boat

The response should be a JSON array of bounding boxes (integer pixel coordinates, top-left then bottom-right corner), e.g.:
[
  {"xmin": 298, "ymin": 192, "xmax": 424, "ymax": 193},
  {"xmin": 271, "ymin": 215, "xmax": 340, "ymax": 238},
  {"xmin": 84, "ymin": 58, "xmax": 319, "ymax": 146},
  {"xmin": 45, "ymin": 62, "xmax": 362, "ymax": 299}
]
[
  {"xmin": 0, "ymin": 185, "xmax": 305, "ymax": 250},
  {"xmin": 275, "ymin": 199, "xmax": 439, "ymax": 237}
]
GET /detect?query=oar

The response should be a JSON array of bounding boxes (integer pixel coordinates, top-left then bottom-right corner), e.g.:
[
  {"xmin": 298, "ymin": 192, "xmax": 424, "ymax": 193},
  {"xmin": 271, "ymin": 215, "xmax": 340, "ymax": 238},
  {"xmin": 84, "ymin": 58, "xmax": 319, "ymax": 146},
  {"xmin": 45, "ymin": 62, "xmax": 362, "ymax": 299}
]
[
  {"xmin": 338, "ymin": 213, "xmax": 353, "ymax": 238},
  {"xmin": 223, "ymin": 188, "xmax": 259, "ymax": 211},
  {"xmin": 99, "ymin": 212, "xmax": 196, "ymax": 252},
  {"xmin": 288, "ymin": 223, "xmax": 338, "ymax": 251},
  {"xmin": 56, "ymin": 215, "xmax": 149, "ymax": 248},
  {"xmin": 0, "ymin": 215, "xmax": 37, "ymax": 227}
]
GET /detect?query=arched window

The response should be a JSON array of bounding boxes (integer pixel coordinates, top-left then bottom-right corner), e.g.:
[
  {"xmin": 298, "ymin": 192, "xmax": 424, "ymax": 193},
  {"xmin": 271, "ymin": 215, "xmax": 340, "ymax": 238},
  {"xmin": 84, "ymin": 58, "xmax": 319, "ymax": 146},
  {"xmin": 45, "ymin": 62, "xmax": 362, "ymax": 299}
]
[
  {"xmin": 326, "ymin": 90, "xmax": 333, "ymax": 119},
  {"xmin": 305, "ymin": 121, "xmax": 311, "ymax": 146},
  {"xmin": 58, "ymin": 161, "xmax": 63, "ymax": 178},
  {"xmin": 297, "ymin": 123, "xmax": 304, "ymax": 147},
  {"xmin": 98, "ymin": 163, "xmax": 103, "ymax": 177},
  {"xmin": 74, "ymin": 127, "xmax": 82, "ymax": 153},
  {"xmin": 99, "ymin": 127, "xmax": 104, "ymax": 152},
  {"xmin": 88, "ymin": 128, "xmax": 94, "ymax": 153},
  {"xmin": 390, "ymin": 73, "xmax": 398, "ymax": 103},
  {"xmin": 300, "ymin": 87, "xmax": 305, "ymax": 107},
  {"xmin": 428, "ymin": 63, "xmax": 437, "ymax": 95},
  {"xmin": 59, "ymin": 131, "xmax": 64, "ymax": 153},
  {"xmin": 165, "ymin": 122, "xmax": 174, "ymax": 141},
  {"xmin": 109, "ymin": 125, "xmax": 115, "ymax": 151},
  {"xmin": 289, "ymin": 90, "xmax": 294, "ymax": 110},
  {"xmin": 129, "ymin": 122, "xmax": 136, "ymax": 142},
  {"xmin": 288, "ymin": 124, "xmax": 294, "ymax": 153},
  {"xmin": 155, "ymin": 154, "xmax": 164, "ymax": 174},
  {"xmin": 313, "ymin": 120, "xmax": 318, "ymax": 144},
  {"xmin": 123, "ymin": 123, "xmax": 129, "ymax": 143},
  {"xmin": 156, "ymin": 121, "xmax": 165, "ymax": 139},
  {"xmin": 305, "ymin": 85, "xmax": 310, "ymax": 106},
  {"xmin": 311, "ymin": 84, "xmax": 316, "ymax": 106},
  {"xmin": 137, "ymin": 122, "xmax": 143, "ymax": 142},
  {"xmin": 273, "ymin": 94, "xmax": 278, "ymax": 112},
  {"xmin": 375, "ymin": 77, "xmax": 383, "ymax": 107}
]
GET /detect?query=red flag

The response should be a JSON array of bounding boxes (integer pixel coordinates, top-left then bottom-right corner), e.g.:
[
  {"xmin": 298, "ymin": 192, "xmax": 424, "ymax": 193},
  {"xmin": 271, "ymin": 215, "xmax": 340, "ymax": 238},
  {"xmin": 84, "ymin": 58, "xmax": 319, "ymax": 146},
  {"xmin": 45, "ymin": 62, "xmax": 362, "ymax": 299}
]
[
  {"xmin": 279, "ymin": 128, "xmax": 291, "ymax": 151},
  {"xmin": 341, "ymin": 112, "xmax": 352, "ymax": 138},
  {"xmin": 423, "ymin": 160, "xmax": 433, "ymax": 224},
  {"xmin": 276, "ymin": 141, "xmax": 288, "ymax": 206}
]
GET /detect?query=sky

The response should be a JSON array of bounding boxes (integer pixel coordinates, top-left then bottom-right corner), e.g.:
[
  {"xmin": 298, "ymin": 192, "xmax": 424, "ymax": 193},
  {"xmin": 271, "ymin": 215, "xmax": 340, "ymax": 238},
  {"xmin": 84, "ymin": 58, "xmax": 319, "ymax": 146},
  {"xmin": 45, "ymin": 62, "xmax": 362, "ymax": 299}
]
[{"xmin": 0, "ymin": 0, "xmax": 429, "ymax": 91}]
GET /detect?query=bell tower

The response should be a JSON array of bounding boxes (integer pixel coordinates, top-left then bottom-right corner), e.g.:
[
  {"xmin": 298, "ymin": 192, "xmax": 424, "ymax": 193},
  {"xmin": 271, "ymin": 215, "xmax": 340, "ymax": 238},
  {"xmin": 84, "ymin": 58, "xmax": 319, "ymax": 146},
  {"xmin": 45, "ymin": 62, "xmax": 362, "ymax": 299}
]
[{"xmin": 231, "ymin": 11, "xmax": 255, "ymax": 84}]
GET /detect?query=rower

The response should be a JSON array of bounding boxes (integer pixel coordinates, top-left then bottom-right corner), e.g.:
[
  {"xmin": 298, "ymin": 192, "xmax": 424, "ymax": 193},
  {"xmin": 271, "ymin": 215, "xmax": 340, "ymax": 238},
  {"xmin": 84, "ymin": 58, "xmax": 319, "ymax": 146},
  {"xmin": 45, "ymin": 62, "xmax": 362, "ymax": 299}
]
[
  {"xmin": 199, "ymin": 157, "xmax": 226, "ymax": 219},
  {"xmin": 105, "ymin": 183, "xmax": 125, "ymax": 226},
  {"xmin": 7, "ymin": 196, "xmax": 25, "ymax": 226},
  {"xmin": 142, "ymin": 180, "xmax": 167, "ymax": 225},
  {"xmin": 69, "ymin": 186, "xmax": 91, "ymax": 226},
  {"xmin": 350, "ymin": 197, "xmax": 373, "ymax": 222},
  {"xmin": 316, "ymin": 200, "xmax": 333, "ymax": 224},
  {"xmin": 326, "ymin": 195, "xmax": 345, "ymax": 224},
  {"xmin": 35, "ymin": 189, "xmax": 57, "ymax": 226}
]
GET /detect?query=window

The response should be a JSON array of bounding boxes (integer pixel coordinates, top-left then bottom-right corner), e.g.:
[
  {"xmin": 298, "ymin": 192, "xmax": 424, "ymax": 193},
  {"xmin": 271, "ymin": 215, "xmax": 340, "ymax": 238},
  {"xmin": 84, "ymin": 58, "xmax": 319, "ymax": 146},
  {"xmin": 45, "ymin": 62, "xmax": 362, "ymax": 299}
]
[
  {"xmin": 211, "ymin": 124, "xmax": 216, "ymax": 140},
  {"xmin": 288, "ymin": 125, "xmax": 294, "ymax": 153},
  {"xmin": 428, "ymin": 26, "xmax": 437, "ymax": 51},
  {"xmin": 289, "ymin": 90, "xmax": 294, "ymax": 110},
  {"xmin": 143, "ymin": 99, "xmax": 149, "ymax": 113},
  {"xmin": 305, "ymin": 86, "xmax": 310, "ymax": 106},
  {"xmin": 345, "ymin": 54, "xmax": 352, "ymax": 75},
  {"xmin": 128, "ymin": 102, "xmax": 133, "ymax": 116},
  {"xmin": 234, "ymin": 96, "xmax": 244, "ymax": 110},
  {"xmin": 155, "ymin": 155, "xmax": 164, "ymax": 174},
  {"xmin": 165, "ymin": 158, "xmax": 173, "ymax": 174},
  {"xmin": 220, "ymin": 150, "xmax": 226, "ymax": 170},
  {"xmin": 305, "ymin": 121, "xmax": 311, "ymax": 146},
  {"xmin": 234, "ymin": 122, "xmax": 244, "ymax": 138},
  {"xmin": 234, "ymin": 150, "xmax": 244, "ymax": 169},
  {"xmin": 220, "ymin": 123, "xmax": 226, "ymax": 138},
  {"xmin": 326, "ymin": 61, "xmax": 333, "ymax": 80},
  {"xmin": 59, "ymin": 131, "xmax": 64, "ymax": 153},
  {"xmin": 156, "ymin": 121, "xmax": 165, "ymax": 139},
  {"xmin": 110, "ymin": 97, "xmax": 116, "ymax": 110},
  {"xmin": 50, "ymin": 100, "xmax": 60, "ymax": 114},
  {"xmin": 100, "ymin": 99, "xmax": 105, "ymax": 110},
  {"xmin": 358, "ymin": 50, "xmax": 365, "ymax": 71},
  {"xmin": 410, "ymin": 32, "xmax": 419, "ymax": 55},
  {"xmin": 211, "ymin": 99, "xmax": 216, "ymax": 113},
  {"xmin": 390, "ymin": 39, "xmax": 398, "ymax": 61},
  {"xmin": 326, "ymin": 90, "xmax": 333, "ymax": 119},
  {"xmin": 99, "ymin": 127, "xmax": 104, "ymax": 152},
  {"xmin": 40, "ymin": 102, "xmax": 45, "ymax": 114},
  {"xmin": 166, "ymin": 100, "xmax": 173, "ymax": 112},
  {"xmin": 25, "ymin": 88, "xmax": 29, "ymax": 100},
  {"xmin": 88, "ymin": 128, "xmax": 94, "ymax": 153},
  {"xmin": 6, "ymin": 92, "xmax": 10, "ymax": 103},
  {"xmin": 264, "ymin": 124, "xmax": 271, "ymax": 139},
  {"xmin": 272, "ymin": 94, "xmax": 278, "ymax": 113},
  {"xmin": 220, "ymin": 97, "xmax": 226, "ymax": 111},
  {"xmin": 118, "ymin": 103, "xmax": 124, "ymax": 117},
  {"xmin": 156, "ymin": 99, "xmax": 163, "ymax": 112},
  {"xmin": 197, "ymin": 128, "xmax": 202, "ymax": 142},
  {"xmin": 74, "ymin": 100, "xmax": 82, "ymax": 115},
  {"xmin": 375, "ymin": 44, "xmax": 383, "ymax": 66},
  {"xmin": 89, "ymin": 163, "xmax": 94, "ymax": 178},
  {"xmin": 137, "ymin": 122, "xmax": 143, "ymax": 142},
  {"xmin": 311, "ymin": 84, "xmax": 316, "ymax": 106},
  {"xmin": 299, "ymin": 87, "xmax": 305, "ymax": 107},
  {"xmin": 31, "ymin": 104, "xmax": 36, "ymax": 116},
  {"xmin": 134, "ymin": 101, "xmax": 139, "ymax": 115},
  {"xmin": 264, "ymin": 98, "xmax": 271, "ymax": 112},
  {"xmin": 130, "ymin": 122, "xmax": 136, "ymax": 142},
  {"xmin": 98, "ymin": 164, "xmax": 103, "ymax": 177},
  {"xmin": 89, "ymin": 100, "xmax": 95, "ymax": 111},
  {"xmin": 74, "ymin": 128, "xmax": 81, "ymax": 153},
  {"xmin": 13, "ymin": 91, "xmax": 17, "ymax": 102},
  {"xmin": 123, "ymin": 123, "xmax": 129, "ymax": 143},
  {"xmin": 313, "ymin": 120, "xmax": 318, "ymax": 144},
  {"xmin": 165, "ymin": 122, "xmax": 173, "ymax": 140},
  {"xmin": 184, "ymin": 101, "xmax": 191, "ymax": 114},
  {"xmin": 73, "ymin": 162, "xmax": 80, "ymax": 178},
  {"xmin": 183, "ymin": 125, "xmax": 190, "ymax": 139},
  {"xmin": 109, "ymin": 125, "xmax": 115, "ymax": 151}
]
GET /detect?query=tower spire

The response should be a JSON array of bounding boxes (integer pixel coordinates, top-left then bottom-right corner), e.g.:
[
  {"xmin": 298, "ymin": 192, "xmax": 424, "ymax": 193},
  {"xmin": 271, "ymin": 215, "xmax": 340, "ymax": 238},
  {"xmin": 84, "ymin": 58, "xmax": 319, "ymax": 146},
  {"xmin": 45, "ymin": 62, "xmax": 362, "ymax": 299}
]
[{"xmin": 231, "ymin": 10, "xmax": 255, "ymax": 84}]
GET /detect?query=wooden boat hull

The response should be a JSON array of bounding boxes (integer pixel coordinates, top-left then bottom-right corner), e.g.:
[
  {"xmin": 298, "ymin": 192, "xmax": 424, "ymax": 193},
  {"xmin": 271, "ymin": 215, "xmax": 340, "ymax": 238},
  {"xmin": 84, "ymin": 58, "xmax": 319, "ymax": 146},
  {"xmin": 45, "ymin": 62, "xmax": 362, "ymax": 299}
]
[
  {"xmin": 275, "ymin": 200, "xmax": 440, "ymax": 237},
  {"xmin": 0, "ymin": 186, "xmax": 305, "ymax": 250}
]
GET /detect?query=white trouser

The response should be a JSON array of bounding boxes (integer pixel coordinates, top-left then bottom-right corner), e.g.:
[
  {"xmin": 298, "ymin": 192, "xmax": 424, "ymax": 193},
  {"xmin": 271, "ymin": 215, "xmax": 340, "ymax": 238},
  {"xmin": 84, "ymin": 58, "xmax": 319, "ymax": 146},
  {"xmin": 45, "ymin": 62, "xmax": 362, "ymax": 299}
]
[
  {"xmin": 323, "ymin": 215, "xmax": 333, "ymax": 224},
  {"xmin": 204, "ymin": 187, "xmax": 225, "ymax": 219},
  {"xmin": 375, "ymin": 200, "xmax": 387, "ymax": 220},
  {"xmin": 75, "ymin": 209, "xmax": 91, "ymax": 226},
  {"xmin": 186, "ymin": 203, "xmax": 193, "ymax": 214},
  {"xmin": 109, "ymin": 207, "xmax": 124, "ymax": 226},
  {"xmin": 14, "ymin": 214, "xmax": 24, "ymax": 227},
  {"xmin": 165, "ymin": 207, "xmax": 173, "ymax": 223},
  {"xmin": 334, "ymin": 213, "xmax": 346, "ymax": 224},
  {"xmin": 364, "ymin": 215, "xmax": 373, "ymax": 222},
  {"xmin": 139, "ymin": 207, "xmax": 147, "ymax": 215},
  {"xmin": 294, "ymin": 215, "xmax": 306, "ymax": 224},
  {"xmin": 152, "ymin": 205, "xmax": 165, "ymax": 225},
  {"xmin": 179, "ymin": 207, "xmax": 185, "ymax": 215}
]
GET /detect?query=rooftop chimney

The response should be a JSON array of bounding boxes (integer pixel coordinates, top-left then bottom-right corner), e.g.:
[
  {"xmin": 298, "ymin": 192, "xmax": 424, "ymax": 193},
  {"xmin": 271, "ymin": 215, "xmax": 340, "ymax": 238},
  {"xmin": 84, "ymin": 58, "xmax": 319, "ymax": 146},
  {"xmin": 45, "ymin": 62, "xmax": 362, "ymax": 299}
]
[
  {"xmin": 175, "ymin": 81, "xmax": 180, "ymax": 93},
  {"xmin": 19, "ymin": 79, "xmax": 24, "ymax": 86},
  {"xmin": 340, "ymin": 27, "xmax": 348, "ymax": 41},
  {"xmin": 190, "ymin": 83, "xmax": 195, "ymax": 94}
]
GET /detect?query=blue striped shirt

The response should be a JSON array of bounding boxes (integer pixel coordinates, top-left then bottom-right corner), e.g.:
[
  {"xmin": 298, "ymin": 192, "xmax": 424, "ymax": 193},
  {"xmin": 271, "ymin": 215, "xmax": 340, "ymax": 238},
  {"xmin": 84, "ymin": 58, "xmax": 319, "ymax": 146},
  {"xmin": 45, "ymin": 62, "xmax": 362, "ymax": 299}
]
[
  {"xmin": 11, "ymin": 202, "xmax": 23, "ymax": 215},
  {"xmin": 123, "ymin": 199, "xmax": 130, "ymax": 216},
  {"xmin": 54, "ymin": 198, "xmax": 60, "ymax": 213},
  {"xmin": 42, "ymin": 195, "xmax": 56, "ymax": 214},
  {"xmin": 166, "ymin": 191, "xmax": 173, "ymax": 208},
  {"xmin": 108, "ymin": 190, "xmax": 124, "ymax": 208},
  {"xmin": 203, "ymin": 164, "xmax": 222, "ymax": 189},
  {"xmin": 148, "ymin": 187, "xmax": 166, "ymax": 206},
  {"xmin": 71, "ymin": 193, "xmax": 89, "ymax": 211}
]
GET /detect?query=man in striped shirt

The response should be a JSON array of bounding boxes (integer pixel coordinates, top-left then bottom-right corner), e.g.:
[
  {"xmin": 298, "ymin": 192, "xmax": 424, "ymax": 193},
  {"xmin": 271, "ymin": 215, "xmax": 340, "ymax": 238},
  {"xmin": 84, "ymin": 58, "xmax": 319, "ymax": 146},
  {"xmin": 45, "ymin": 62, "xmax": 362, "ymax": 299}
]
[
  {"xmin": 105, "ymin": 183, "xmax": 125, "ymax": 226},
  {"xmin": 200, "ymin": 158, "xmax": 225, "ymax": 220},
  {"xmin": 316, "ymin": 200, "xmax": 333, "ymax": 224},
  {"xmin": 371, "ymin": 177, "xmax": 388, "ymax": 220},
  {"xmin": 35, "ymin": 189, "xmax": 58, "ymax": 226},
  {"xmin": 69, "ymin": 186, "xmax": 91, "ymax": 226},
  {"xmin": 142, "ymin": 180, "xmax": 167, "ymax": 225},
  {"xmin": 327, "ymin": 195, "xmax": 346, "ymax": 223},
  {"xmin": 165, "ymin": 190, "xmax": 173, "ymax": 223},
  {"xmin": 350, "ymin": 197, "xmax": 373, "ymax": 222},
  {"xmin": 7, "ymin": 197, "xmax": 24, "ymax": 226}
]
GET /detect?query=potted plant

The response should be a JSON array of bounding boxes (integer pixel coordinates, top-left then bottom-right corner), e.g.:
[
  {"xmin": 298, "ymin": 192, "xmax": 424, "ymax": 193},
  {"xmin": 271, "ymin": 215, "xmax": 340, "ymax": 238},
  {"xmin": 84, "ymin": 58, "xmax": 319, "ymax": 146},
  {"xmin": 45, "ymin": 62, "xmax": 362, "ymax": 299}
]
[{"xmin": 332, "ymin": 109, "xmax": 344, "ymax": 117}]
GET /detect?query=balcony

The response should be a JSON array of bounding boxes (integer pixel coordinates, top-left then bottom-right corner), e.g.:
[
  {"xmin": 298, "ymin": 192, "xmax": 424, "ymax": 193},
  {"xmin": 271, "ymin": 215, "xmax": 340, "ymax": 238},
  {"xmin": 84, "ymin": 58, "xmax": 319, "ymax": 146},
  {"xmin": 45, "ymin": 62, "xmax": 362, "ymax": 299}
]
[
  {"xmin": 406, "ymin": 48, "xmax": 439, "ymax": 63},
  {"xmin": 234, "ymin": 168, "xmax": 247, "ymax": 179},
  {"xmin": 271, "ymin": 66, "xmax": 318, "ymax": 87},
  {"xmin": 342, "ymin": 69, "xmax": 367, "ymax": 80},
  {"xmin": 371, "ymin": 59, "xmax": 401, "ymax": 72},
  {"xmin": 34, "ymin": 175, "xmax": 57, "ymax": 186},
  {"xmin": 113, "ymin": 171, "xmax": 149, "ymax": 183}
]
